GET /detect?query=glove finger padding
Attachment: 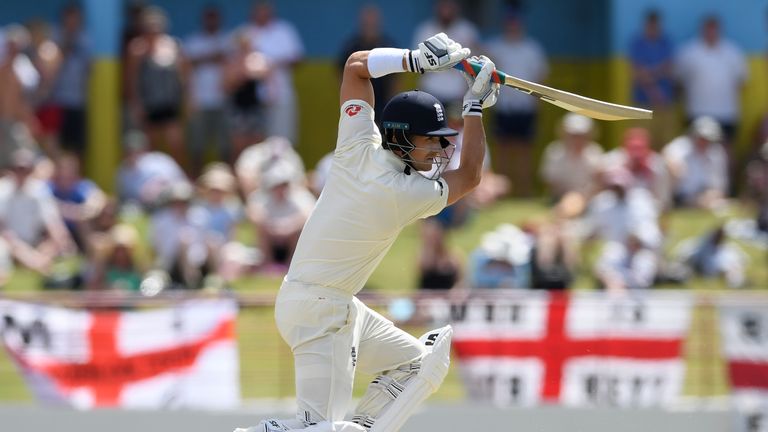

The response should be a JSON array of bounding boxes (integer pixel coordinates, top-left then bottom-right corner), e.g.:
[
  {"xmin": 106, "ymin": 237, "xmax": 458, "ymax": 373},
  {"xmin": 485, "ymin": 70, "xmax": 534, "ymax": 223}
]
[
  {"xmin": 473, "ymin": 56, "xmax": 501, "ymax": 107},
  {"xmin": 410, "ymin": 32, "xmax": 470, "ymax": 73},
  {"xmin": 462, "ymin": 56, "xmax": 501, "ymax": 113}
]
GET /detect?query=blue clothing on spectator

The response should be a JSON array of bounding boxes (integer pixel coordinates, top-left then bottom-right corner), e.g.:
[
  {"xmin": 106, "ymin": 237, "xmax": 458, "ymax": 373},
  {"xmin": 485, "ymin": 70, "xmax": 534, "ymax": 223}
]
[
  {"xmin": 468, "ymin": 250, "xmax": 531, "ymax": 289},
  {"xmin": 629, "ymin": 34, "xmax": 674, "ymax": 106},
  {"xmin": 190, "ymin": 202, "xmax": 241, "ymax": 242},
  {"xmin": 48, "ymin": 178, "xmax": 97, "ymax": 238}
]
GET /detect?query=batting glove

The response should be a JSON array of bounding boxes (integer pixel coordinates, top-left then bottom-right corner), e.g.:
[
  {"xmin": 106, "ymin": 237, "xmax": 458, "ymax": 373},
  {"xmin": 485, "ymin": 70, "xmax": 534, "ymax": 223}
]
[
  {"xmin": 407, "ymin": 32, "xmax": 470, "ymax": 74},
  {"xmin": 461, "ymin": 56, "xmax": 500, "ymax": 117}
]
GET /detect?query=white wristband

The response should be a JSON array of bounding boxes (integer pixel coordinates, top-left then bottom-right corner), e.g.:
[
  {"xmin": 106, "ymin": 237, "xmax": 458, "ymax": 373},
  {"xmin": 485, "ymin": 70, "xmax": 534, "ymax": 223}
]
[
  {"xmin": 462, "ymin": 100, "xmax": 482, "ymax": 117},
  {"xmin": 367, "ymin": 48, "xmax": 408, "ymax": 78}
]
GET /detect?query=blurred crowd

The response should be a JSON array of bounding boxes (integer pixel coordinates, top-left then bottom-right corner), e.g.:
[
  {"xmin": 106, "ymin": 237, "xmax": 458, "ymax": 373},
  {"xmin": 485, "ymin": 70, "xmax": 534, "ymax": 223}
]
[{"xmin": 0, "ymin": 0, "xmax": 765, "ymax": 295}]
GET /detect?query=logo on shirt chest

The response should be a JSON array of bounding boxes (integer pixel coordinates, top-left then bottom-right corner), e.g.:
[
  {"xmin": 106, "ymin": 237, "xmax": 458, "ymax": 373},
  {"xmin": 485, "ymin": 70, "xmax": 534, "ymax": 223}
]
[{"xmin": 345, "ymin": 104, "xmax": 363, "ymax": 117}]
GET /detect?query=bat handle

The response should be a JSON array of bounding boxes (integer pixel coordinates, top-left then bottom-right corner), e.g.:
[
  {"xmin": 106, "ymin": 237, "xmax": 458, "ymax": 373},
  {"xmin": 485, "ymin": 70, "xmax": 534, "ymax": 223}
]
[{"xmin": 453, "ymin": 59, "xmax": 506, "ymax": 85}]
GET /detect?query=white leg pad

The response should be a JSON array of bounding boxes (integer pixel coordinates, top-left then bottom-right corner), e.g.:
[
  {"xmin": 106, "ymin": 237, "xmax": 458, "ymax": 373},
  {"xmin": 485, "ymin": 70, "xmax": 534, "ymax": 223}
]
[
  {"xmin": 234, "ymin": 418, "xmax": 308, "ymax": 432},
  {"xmin": 302, "ymin": 421, "xmax": 368, "ymax": 432},
  {"xmin": 354, "ymin": 326, "xmax": 453, "ymax": 432},
  {"xmin": 234, "ymin": 419, "xmax": 366, "ymax": 432}
]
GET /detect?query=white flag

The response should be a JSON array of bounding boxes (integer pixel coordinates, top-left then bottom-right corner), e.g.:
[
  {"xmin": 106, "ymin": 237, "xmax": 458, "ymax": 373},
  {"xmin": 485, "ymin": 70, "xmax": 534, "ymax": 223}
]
[
  {"xmin": 0, "ymin": 298, "xmax": 240, "ymax": 409},
  {"xmin": 719, "ymin": 302, "xmax": 768, "ymax": 432},
  {"xmin": 431, "ymin": 290, "xmax": 692, "ymax": 407}
]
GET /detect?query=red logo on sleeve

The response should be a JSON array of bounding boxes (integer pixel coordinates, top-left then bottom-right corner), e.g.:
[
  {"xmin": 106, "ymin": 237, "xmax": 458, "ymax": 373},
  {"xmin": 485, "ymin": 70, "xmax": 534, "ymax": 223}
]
[{"xmin": 345, "ymin": 104, "xmax": 363, "ymax": 117}]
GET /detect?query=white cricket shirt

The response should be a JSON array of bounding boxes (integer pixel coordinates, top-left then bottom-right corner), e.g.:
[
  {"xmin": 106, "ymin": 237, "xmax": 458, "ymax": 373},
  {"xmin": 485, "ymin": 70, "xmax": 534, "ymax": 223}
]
[{"xmin": 284, "ymin": 100, "xmax": 448, "ymax": 294}]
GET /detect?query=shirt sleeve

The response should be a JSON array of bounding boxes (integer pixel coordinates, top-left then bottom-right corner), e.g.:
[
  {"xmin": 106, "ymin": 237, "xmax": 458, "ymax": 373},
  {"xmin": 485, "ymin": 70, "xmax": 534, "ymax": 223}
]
[
  {"xmin": 394, "ymin": 175, "xmax": 449, "ymax": 225},
  {"xmin": 336, "ymin": 100, "xmax": 379, "ymax": 153}
]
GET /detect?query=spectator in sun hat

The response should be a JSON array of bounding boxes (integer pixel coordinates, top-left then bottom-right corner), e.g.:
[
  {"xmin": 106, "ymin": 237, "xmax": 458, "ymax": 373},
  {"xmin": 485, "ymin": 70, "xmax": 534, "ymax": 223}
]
[
  {"xmin": 541, "ymin": 113, "xmax": 604, "ymax": 203},
  {"xmin": 149, "ymin": 180, "xmax": 209, "ymax": 288},
  {"xmin": 234, "ymin": 135, "xmax": 306, "ymax": 197},
  {"xmin": 190, "ymin": 163, "xmax": 244, "ymax": 276},
  {"xmin": 117, "ymin": 129, "xmax": 187, "ymax": 209},
  {"xmin": 87, "ymin": 223, "xmax": 144, "ymax": 291},
  {"xmin": 468, "ymin": 224, "xmax": 533, "ymax": 289},
  {"xmin": 247, "ymin": 161, "xmax": 315, "ymax": 272},
  {"xmin": 662, "ymin": 116, "xmax": 728, "ymax": 210}
]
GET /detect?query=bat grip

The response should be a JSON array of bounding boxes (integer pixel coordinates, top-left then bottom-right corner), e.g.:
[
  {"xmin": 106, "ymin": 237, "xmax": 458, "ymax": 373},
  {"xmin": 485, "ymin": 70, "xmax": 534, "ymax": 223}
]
[{"xmin": 454, "ymin": 59, "xmax": 505, "ymax": 85}]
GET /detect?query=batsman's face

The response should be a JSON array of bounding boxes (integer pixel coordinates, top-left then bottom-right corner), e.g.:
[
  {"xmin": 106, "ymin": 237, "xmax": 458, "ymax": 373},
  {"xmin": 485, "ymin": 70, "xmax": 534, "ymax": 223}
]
[{"xmin": 410, "ymin": 136, "xmax": 449, "ymax": 172}]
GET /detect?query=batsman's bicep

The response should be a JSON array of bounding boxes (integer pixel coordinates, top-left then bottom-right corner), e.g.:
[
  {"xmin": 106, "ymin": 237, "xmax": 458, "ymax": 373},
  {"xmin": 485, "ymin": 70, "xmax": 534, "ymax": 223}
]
[
  {"xmin": 441, "ymin": 170, "xmax": 477, "ymax": 205},
  {"xmin": 340, "ymin": 53, "xmax": 375, "ymax": 107}
]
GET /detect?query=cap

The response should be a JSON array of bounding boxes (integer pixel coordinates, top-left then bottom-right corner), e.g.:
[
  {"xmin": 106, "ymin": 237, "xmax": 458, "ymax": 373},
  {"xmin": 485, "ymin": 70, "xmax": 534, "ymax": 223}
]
[
  {"xmin": 381, "ymin": 91, "xmax": 458, "ymax": 137},
  {"xmin": 691, "ymin": 116, "xmax": 722, "ymax": 142},
  {"xmin": 262, "ymin": 162, "xmax": 295, "ymax": 189},
  {"xmin": 603, "ymin": 166, "xmax": 633, "ymax": 188},
  {"xmin": 166, "ymin": 181, "xmax": 194, "ymax": 202},
  {"xmin": 10, "ymin": 147, "xmax": 37, "ymax": 169},
  {"xmin": 199, "ymin": 166, "xmax": 236, "ymax": 192},
  {"xmin": 562, "ymin": 113, "xmax": 593, "ymax": 135},
  {"xmin": 110, "ymin": 224, "xmax": 139, "ymax": 248}
]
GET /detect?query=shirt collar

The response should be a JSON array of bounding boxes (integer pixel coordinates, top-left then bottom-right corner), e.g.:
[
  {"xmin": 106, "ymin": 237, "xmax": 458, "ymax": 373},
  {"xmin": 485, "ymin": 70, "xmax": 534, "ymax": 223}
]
[{"xmin": 374, "ymin": 145, "xmax": 407, "ymax": 173}]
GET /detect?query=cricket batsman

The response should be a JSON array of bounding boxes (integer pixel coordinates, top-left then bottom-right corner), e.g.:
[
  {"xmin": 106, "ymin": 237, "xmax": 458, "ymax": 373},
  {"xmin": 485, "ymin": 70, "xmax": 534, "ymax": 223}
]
[{"xmin": 235, "ymin": 32, "xmax": 499, "ymax": 432}]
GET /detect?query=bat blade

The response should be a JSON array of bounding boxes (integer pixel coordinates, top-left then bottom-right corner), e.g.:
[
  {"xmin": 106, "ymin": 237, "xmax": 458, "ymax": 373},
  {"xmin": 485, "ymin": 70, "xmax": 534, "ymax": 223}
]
[
  {"xmin": 502, "ymin": 74, "xmax": 652, "ymax": 121},
  {"xmin": 454, "ymin": 60, "xmax": 652, "ymax": 121}
]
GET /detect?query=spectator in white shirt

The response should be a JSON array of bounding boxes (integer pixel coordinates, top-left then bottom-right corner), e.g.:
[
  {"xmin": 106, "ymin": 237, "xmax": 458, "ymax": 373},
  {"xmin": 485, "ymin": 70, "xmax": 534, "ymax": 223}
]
[
  {"xmin": 595, "ymin": 226, "xmax": 658, "ymax": 293},
  {"xmin": 234, "ymin": 135, "xmax": 305, "ymax": 197},
  {"xmin": 541, "ymin": 113, "xmax": 603, "ymax": 203},
  {"xmin": 675, "ymin": 15, "xmax": 746, "ymax": 144},
  {"xmin": 245, "ymin": 1, "xmax": 304, "ymax": 143},
  {"xmin": 0, "ymin": 148, "xmax": 73, "ymax": 281},
  {"xmin": 412, "ymin": 0, "xmax": 480, "ymax": 106},
  {"xmin": 485, "ymin": 8, "xmax": 548, "ymax": 196},
  {"xmin": 582, "ymin": 167, "xmax": 662, "ymax": 250},
  {"xmin": 184, "ymin": 6, "xmax": 230, "ymax": 175},
  {"xmin": 149, "ymin": 181, "xmax": 209, "ymax": 288},
  {"xmin": 662, "ymin": 116, "xmax": 728, "ymax": 210}
]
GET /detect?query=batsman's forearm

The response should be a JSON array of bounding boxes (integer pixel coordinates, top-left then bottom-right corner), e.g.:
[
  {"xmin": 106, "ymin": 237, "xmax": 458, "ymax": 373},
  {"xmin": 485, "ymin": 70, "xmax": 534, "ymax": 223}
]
[{"xmin": 459, "ymin": 116, "xmax": 486, "ymax": 186}]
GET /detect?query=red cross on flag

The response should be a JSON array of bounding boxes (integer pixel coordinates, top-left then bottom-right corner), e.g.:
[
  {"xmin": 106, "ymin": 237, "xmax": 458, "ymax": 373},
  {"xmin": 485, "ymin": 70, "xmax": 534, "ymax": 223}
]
[
  {"xmin": 0, "ymin": 298, "xmax": 240, "ymax": 409},
  {"xmin": 432, "ymin": 291, "xmax": 692, "ymax": 407},
  {"xmin": 719, "ymin": 301, "xmax": 768, "ymax": 432}
]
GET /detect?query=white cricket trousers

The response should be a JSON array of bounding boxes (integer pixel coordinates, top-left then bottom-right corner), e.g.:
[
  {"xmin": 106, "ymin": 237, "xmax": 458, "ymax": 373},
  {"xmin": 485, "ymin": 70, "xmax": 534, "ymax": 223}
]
[{"xmin": 275, "ymin": 282, "xmax": 425, "ymax": 424}]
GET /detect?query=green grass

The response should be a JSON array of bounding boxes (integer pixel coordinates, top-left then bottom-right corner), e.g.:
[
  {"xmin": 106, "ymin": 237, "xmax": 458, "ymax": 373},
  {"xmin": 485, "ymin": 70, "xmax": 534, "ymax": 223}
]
[{"xmin": 1, "ymin": 198, "xmax": 766, "ymax": 402}]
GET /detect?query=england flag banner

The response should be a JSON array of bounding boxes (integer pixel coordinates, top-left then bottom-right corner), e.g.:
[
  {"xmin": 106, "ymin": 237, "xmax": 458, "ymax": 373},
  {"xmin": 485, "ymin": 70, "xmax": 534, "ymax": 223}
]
[
  {"xmin": 427, "ymin": 291, "xmax": 693, "ymax": 407},
  {"xmin": 0, "ymin": 298, "xmax": 240, "ymax": 409},
  {"xmin": 719, "ymin": 300, "xmax": 768, "ymax": 432}
]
